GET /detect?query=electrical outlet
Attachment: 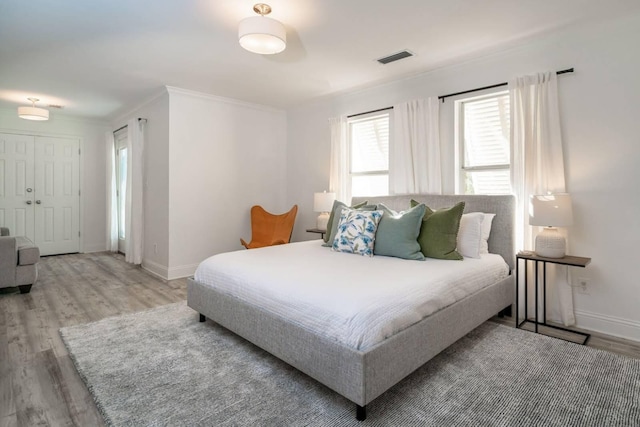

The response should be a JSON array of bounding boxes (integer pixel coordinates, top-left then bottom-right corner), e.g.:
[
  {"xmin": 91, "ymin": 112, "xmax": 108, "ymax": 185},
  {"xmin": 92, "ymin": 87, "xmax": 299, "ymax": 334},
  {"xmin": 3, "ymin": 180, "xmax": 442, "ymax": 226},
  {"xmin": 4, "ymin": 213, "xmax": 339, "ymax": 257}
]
[
  {"xmin": 575, "ymin": 277, "xmax": 590, "ymax": 295},
  {"xmin": 154, "ymin": 243, "xmax": 158, "ymax": 254}
]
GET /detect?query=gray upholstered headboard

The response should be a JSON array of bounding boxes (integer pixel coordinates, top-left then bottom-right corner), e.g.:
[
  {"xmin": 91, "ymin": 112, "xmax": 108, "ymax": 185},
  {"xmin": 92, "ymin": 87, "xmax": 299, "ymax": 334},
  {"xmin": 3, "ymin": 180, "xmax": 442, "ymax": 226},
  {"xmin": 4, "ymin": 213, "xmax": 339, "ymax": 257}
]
[{"xmin": 351, "ymin": 194, "xmax": 516, "ymax": 270}]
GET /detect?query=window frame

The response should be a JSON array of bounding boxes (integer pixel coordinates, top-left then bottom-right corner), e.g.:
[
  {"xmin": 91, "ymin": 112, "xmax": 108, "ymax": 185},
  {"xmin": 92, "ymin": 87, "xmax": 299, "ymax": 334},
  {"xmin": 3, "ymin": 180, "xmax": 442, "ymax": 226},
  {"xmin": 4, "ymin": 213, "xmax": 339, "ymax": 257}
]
[
  {"xmin": 347, "ymin": 110, "xmax": 392, "ymax": 198},
  {"xmin": 454, "ymin": 90, "xmax": 511, "ymax": 195}
]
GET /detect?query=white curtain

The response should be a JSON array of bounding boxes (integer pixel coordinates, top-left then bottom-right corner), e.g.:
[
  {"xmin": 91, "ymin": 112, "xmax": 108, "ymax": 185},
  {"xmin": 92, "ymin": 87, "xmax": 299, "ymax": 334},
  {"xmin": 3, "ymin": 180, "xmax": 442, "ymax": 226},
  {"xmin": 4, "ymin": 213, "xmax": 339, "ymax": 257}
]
[
  {"xmin": 329, "ymin": 116, "xmax": 349, "ymax": 203},
  {"xmin": 390, "ymin": 98, "xmax": 442, "ymax": 194},
  {"xmin": 105, "ymin": 131, "xmax": 118, "ymax": 252},
  {"xmin": 510, "ymin": 71, "xmax": 574, "ymax": 326},
  {"xmin": 124, "ymin": 119, "xmax": 145, "ymax": 264}
]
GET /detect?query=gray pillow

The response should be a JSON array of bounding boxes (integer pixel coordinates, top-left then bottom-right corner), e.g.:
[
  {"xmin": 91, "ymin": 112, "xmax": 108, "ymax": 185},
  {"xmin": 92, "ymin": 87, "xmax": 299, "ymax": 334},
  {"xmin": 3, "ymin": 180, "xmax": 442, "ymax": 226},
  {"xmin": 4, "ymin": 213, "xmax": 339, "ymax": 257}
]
[{"xmin": 374, "ymin": 203, "xmax": 426, "ymax": 260}]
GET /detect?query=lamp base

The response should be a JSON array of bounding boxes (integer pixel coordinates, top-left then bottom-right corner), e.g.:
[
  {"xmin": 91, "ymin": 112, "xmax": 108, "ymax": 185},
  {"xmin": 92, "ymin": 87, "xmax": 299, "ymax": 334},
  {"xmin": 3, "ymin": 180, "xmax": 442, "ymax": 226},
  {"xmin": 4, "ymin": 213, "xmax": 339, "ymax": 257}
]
[
  {"xmin": 316, "ymin": 212, "xmax": 330, "ymax": 231},
  {"xmin": 535, "ymin": 227, "xmax": 566, "ymax": 258}
]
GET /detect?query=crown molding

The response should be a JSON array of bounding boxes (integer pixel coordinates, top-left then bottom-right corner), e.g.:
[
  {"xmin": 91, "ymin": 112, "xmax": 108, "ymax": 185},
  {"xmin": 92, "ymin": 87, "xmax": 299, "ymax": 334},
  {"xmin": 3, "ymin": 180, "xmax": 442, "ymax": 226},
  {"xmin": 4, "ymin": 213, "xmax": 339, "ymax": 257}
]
[
  {"xmin": 110, "ymin": 88, "xmax": 169, "ymax": 126},
  {"xmin": 165, "ymin": 86, "xmax": 284, "ymax": 114}
]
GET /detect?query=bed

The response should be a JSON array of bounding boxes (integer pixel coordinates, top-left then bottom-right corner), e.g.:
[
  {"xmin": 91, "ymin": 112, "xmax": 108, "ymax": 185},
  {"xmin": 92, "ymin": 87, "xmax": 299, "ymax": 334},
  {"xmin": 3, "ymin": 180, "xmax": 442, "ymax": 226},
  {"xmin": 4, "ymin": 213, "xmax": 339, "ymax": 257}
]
[{"xmin": 187, "ymin": 194, "xmax": 515, "ymax": 420}]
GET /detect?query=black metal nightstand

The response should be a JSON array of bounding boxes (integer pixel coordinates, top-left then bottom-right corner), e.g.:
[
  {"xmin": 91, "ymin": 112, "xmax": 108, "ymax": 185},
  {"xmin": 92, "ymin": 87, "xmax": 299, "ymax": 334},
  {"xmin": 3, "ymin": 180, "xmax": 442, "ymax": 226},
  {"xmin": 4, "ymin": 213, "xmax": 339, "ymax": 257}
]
[{"xmin": 516, "ymin": 252, "xmax": 592, "ymax": 345}]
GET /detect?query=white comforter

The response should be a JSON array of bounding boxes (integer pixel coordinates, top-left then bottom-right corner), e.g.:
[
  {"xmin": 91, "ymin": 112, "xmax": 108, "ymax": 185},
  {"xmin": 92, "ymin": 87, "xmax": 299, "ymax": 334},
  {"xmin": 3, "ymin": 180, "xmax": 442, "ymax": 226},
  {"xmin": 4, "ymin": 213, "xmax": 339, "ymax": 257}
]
[{"xmin": 194, "ymin": 240, "xmax": 509, "ymax": 350}]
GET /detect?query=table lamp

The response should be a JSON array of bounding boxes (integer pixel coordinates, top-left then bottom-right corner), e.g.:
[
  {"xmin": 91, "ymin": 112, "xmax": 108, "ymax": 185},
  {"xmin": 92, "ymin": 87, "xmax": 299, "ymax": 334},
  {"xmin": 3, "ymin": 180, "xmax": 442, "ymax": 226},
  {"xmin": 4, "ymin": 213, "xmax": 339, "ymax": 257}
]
[
  {"xmin": 314, "ymin": 191, "xmax": 336, "ymax": 230},
  {"xmin": 529, "ymin": 193, "xmax": 573, "ymax": 258}
]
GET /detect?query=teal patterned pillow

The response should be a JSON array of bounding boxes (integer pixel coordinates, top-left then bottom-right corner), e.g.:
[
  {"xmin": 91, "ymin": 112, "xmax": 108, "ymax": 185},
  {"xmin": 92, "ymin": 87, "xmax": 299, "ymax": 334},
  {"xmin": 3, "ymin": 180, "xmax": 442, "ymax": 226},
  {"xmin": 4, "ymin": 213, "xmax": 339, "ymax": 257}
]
[
  {"xmin": 331, "ymin": 208, "xmax": 383, "ymax": 257},
  {"xmin": 322, "ymin": 200, "xmax": 375, "ymax": 246}
]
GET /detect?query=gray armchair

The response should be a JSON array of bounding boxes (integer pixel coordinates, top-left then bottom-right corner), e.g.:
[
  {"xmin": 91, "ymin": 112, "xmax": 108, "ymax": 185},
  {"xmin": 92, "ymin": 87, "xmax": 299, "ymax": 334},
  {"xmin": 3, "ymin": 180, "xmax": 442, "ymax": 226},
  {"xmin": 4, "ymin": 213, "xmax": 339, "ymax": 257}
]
[{"xmin": 0, "ymin": 227, "xmax": 40, "ymax": 293}]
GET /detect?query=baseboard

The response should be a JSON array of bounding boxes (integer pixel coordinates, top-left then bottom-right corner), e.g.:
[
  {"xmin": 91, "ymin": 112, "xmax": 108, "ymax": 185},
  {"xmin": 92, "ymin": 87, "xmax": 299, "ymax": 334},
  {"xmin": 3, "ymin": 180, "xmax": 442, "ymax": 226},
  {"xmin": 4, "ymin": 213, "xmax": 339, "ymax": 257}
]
[
  {"xmin": 81, "ymin": 244, "xmax": 107, "ymax": 253},
  {"xmin": 167, "ymin": 263, "xmax": 199, "ymax": 280},
  {"xmin": 141, "ymin": 259, "xmax": 169, "ymax": 281},
  {"xmin": 575, "ymin": 310, "xmax": 640, "ymax": 343},
  {"xmin": 141, "ymin": 260, "xmax": 199, "ymax": 281}
]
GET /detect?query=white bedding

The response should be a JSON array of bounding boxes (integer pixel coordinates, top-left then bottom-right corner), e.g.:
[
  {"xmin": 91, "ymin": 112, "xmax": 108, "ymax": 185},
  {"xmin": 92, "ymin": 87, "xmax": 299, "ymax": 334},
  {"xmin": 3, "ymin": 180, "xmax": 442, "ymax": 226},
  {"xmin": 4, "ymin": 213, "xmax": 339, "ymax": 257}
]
[{"xmin": 194, "ymin": 240, "xmax": 509, "ymax": 350}]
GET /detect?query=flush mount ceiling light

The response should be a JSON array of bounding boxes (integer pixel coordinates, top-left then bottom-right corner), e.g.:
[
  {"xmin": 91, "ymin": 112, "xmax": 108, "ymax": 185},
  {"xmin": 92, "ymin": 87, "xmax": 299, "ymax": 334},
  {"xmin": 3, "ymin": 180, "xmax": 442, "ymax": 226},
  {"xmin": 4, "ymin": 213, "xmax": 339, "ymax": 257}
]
[
  {"xmin": 18, "ymin": 97, "xmax": 49, "ymax": 121},
  {"xmin": 239, "ymin": 3, "xmax": 286, "ymax": 55}
]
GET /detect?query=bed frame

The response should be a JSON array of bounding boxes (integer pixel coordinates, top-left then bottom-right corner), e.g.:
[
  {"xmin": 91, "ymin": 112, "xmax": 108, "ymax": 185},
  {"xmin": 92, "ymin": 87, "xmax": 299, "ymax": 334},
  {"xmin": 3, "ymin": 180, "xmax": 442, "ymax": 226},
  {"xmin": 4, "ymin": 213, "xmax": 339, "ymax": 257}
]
[{"xmin": 187, "ymin": 194, "xmax": 515, "ymax": 421}]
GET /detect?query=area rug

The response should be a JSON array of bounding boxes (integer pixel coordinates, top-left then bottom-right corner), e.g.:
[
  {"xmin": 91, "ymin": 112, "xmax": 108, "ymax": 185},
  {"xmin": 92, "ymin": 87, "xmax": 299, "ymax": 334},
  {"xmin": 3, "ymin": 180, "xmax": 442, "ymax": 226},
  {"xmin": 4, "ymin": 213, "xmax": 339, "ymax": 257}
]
[{"xmin": 60, "ymin": 301, "xmax": 640, "ymax": 426}]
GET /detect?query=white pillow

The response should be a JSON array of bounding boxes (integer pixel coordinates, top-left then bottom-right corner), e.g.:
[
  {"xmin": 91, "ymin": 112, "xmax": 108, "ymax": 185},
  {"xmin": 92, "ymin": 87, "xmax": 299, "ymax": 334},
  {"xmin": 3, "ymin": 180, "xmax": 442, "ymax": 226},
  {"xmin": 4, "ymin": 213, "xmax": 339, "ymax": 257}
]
[
  {"xmin": 457, "ymin": 212, "xmax": 484, "ymax": 258},
  {"xmin": 480, "ymin": 213, "xmax": 496, "ymax": 254}
]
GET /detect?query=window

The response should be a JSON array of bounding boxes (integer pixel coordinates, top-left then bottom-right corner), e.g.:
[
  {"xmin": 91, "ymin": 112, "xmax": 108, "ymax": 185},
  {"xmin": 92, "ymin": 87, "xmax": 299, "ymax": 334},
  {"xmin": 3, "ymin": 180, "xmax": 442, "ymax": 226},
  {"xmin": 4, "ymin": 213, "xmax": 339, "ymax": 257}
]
[
  {"xmin": 348, "ymin": 112, "xmax": 390, "ymax": 197},
  {"xmin": 456, "ymin": 92, "xmax": 511, "ymax": 195},
  {"xmin": 117, "ymin": 147, "xmax": 127, "ymax": 239},
  {"xmin": 114, "ymin": 128, "xmax": 128, "ymax": 253}
]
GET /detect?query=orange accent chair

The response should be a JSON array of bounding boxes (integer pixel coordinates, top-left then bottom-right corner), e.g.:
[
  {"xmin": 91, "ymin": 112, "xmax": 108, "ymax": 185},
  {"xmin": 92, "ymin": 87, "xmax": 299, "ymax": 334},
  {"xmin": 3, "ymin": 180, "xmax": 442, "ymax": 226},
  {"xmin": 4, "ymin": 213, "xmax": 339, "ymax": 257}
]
[{"xmin": 240, "ymin": 205, "xmax": 298, "ymax": 249}]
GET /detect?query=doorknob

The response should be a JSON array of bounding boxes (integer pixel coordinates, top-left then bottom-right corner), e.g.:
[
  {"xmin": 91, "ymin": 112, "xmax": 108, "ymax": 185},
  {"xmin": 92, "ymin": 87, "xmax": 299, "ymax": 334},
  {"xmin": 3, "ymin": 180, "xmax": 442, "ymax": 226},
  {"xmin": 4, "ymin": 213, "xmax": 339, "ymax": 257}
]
[
  {"xmin": 26, "ymin": 200, "xmax": 32, "ymax": 205},
  {"xmin": 35, "ymin": 200, "xmax": 41, "ymax": 204},
  {"xmin": 26, "ymin": 188, "xmax": 33, "ymax": 192}
]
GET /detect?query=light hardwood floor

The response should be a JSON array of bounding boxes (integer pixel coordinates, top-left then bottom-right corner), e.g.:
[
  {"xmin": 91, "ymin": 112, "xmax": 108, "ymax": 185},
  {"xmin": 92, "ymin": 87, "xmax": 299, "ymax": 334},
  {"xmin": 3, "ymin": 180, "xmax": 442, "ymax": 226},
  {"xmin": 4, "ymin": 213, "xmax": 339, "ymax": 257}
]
[
  {"xmin": 0, "ymin": 252, "xmax": 186, "ymax": 427},
  {"xmin": 0, "ymin": 252, "xmax": 638, "ymax": 426}
]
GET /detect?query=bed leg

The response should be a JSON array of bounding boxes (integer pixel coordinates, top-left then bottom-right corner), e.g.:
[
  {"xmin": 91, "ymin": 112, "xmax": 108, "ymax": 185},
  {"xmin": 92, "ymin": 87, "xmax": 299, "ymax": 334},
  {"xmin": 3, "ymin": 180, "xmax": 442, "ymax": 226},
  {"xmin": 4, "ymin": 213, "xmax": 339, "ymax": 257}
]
[
  {"xmin": 356, "ymin": 404, "xmax": 366, "ymax": 421},
  {"xmin": 498, "ymin": 305, "xmax": 512, "ymax": 318},
  {"xmin": 199, "ymin": 313, "xmax": 206, "ymax": 322}
]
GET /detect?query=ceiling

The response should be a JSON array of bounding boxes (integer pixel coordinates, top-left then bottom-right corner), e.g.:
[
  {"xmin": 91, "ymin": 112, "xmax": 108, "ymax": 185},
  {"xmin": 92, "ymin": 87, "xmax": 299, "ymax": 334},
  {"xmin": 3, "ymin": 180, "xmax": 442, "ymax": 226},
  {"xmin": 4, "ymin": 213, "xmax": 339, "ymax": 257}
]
[{"xmin": 1, "ymin": 0, "xmax": 639, "ymax": 121}]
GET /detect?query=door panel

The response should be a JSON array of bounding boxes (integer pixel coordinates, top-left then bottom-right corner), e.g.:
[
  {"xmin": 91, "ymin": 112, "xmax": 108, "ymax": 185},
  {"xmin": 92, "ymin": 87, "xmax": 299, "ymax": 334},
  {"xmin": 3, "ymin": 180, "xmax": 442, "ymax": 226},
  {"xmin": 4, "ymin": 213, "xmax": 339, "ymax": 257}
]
[
  {"xmin": 0, "ymin": 133, "xmax": 35, "ymax": 239},
  {"xmin": 34, "ymin": 136, "xmax": 80, "ymax": 255}
]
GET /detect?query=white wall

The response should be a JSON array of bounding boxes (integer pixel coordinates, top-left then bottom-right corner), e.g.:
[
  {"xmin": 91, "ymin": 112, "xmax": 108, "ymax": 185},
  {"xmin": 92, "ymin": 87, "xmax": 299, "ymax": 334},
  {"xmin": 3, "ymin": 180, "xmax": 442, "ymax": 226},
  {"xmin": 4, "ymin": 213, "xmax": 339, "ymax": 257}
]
[
  {"xmin": 112, "ymin": 91, "xmax": 171, "ymax": 279},
  {"xmin": 286, "ymin": 14, "xmax": 640, "ymax": 341},
  {"xmin": 167, "ymin": 87, "xmax": 287, "ymax": 279},
  {"xmin": 0, "ymin": 109, "xmax": 110, "ymax": 252}
]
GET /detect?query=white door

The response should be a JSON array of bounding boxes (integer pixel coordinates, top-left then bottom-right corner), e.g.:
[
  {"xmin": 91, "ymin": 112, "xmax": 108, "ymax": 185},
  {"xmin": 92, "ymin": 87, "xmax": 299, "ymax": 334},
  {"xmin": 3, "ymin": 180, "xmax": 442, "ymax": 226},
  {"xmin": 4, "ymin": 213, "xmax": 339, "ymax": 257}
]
[
  {"xmin": 0, "ymin": 133, "xmax": 35, "ymax": 239},
  {"xmin": 0, "ymin": 132, "xmax": 80, "ymax": 256},
  {"xmin": 34, "ymin": 137, "xmax": 80, "ymax": 255}
]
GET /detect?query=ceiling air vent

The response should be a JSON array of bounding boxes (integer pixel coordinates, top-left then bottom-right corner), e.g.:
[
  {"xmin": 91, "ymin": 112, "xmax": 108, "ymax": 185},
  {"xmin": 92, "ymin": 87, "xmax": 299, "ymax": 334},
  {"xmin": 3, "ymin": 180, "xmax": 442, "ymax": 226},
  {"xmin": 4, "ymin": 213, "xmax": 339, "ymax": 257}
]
[
  {"xmin": 377, "ymin": 50, "xmax": 414, "ymax": 65},
  {"xmin": 48, "ymin": 104, "xmax": 64, "ymax": 109}
]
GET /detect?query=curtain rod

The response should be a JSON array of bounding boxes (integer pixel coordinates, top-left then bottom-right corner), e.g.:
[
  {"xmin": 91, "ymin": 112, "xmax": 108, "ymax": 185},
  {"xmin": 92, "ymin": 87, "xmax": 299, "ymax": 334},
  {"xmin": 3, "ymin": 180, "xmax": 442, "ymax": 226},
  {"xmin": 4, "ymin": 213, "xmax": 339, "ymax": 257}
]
[
  {"xmin": 347, "ymin": 106, "xmax": 393, "ymax": 119},
  {"xmin": 112, "ymin": 117, "xmax": 148, "ymax": 134},
  {"xmin": 345, "ymin": 68, "xmax": 574, "ymax": 116},
  {"xmin": 438, "ymin": 68, "xmax": 574, "ymax": 103}
]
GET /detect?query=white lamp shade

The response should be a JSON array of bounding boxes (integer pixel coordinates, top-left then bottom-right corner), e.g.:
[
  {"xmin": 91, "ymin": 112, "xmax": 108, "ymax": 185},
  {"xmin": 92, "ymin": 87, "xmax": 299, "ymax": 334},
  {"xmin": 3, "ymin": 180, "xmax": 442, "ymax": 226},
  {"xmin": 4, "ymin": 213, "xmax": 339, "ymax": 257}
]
[
  {"xmin": 239, "ymin": 16, "xmax": 286, "ymax": 54},
  {"xmin": 529, "ymin": 194, "xmax": 573, "ymax": 227},
  {"xmin": 314, "ymin": 192, "xmax": 336, "ymax": 213},
  {"xmin": 18, "ymin": 106, "xmax": 49, "ymax": 121}
]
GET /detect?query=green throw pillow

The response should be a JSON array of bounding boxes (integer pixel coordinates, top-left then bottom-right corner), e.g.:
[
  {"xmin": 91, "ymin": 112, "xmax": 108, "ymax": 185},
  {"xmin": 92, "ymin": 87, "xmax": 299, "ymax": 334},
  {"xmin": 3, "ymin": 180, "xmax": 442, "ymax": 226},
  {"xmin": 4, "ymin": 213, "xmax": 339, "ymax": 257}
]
[
  {"xmin": 411, "ymin": 200, "xmax": 465, "ymax": 260},
  {"xmin": 374, "ymin": 203, "xmax": 426, "ymax": 260},
  {"xmin": 323, "ymin": 200, "xmax": 373, "ymax": 246}
]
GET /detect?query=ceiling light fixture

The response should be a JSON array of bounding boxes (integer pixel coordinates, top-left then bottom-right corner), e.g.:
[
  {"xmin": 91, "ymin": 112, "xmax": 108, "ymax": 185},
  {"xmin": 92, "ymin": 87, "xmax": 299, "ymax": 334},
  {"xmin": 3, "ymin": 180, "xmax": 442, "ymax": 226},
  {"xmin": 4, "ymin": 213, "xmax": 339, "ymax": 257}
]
[
  {"xmin": 238, "ymin": 3, "xmax": 286, "ymax": 55},
  {"xmin": 18, "ymin": 98, "xmax": 49, "ymax": 121}
]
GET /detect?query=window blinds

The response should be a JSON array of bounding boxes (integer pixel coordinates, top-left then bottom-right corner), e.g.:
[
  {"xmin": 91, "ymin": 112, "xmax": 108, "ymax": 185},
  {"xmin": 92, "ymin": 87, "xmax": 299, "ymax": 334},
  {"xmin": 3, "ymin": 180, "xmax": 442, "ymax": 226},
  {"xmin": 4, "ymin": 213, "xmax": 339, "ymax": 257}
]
[
  {"xmin": 461, "ymin": 93, "xmax": 511, "ymax": 194},
  {"xmin": 348, "ymin": 112, "xmax": 390, "ymax": 197},
  {"xmin": 350, "ymin": 113, "xmax": 389, "ymax": 174}
]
